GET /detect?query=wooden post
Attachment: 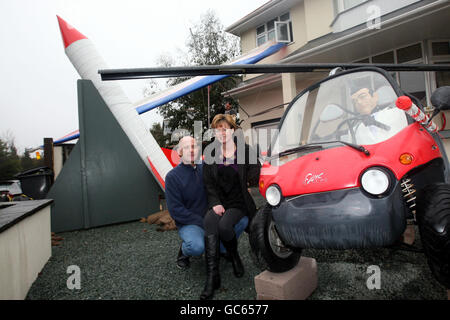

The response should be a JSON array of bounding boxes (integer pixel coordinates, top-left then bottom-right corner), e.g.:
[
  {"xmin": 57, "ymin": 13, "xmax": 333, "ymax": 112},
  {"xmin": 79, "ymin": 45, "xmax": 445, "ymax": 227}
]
[{"xmin": 43, "ymin": 138, "xmax": 54, "ymax": 183}]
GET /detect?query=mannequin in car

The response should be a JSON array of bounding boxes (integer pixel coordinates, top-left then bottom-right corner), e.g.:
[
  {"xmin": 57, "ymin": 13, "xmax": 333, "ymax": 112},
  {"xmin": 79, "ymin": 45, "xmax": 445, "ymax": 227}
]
[{"xmin": 351, "ymin": 84, "xmax": 408, "ymax": 145}]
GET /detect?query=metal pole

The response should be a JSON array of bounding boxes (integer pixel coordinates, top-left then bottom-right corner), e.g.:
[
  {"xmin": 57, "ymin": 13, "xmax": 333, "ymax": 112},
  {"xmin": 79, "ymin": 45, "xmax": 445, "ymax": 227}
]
[{"xmin": 207, "ymin": 85, "xmax": 211, "ymax": 127}]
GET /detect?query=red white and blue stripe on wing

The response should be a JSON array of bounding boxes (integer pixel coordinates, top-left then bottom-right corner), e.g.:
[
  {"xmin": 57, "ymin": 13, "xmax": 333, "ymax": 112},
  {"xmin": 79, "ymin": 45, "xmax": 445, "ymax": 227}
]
[{"xmin": 133, "ymin": 41, "xmax": 286, "ymax": 114}]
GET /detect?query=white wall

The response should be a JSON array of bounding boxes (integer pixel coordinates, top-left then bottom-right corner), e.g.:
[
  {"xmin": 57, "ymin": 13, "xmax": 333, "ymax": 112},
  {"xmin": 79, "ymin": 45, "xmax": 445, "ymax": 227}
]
[
  {"xmin": 0, "ymin": 206, "xmax": 52, "ymax": 300},
  {"xmin": 304, "ymin": 0, "xmax": 334, "ymax": 41},
  {"xmin": 331, "ymin": 0, "xmax": 422, "ymax": 33},
  {"xmin": 53, "ymin": 146, "xmax": 64, "ymax": 180}
]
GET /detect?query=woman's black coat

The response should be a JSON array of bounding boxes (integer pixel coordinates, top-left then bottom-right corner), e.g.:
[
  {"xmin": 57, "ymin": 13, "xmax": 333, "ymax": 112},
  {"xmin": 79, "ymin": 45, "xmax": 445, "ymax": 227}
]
[{"xmin": 203, "ymin": 139, "xmax": 261, "ymax": 225}]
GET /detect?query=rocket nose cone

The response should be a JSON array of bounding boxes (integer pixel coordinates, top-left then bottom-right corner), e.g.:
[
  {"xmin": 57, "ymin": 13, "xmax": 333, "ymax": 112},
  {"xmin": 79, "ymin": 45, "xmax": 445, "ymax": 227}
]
[{"xmin": 57, "ymin": 15, "xmax": 87, "ymax": 49}]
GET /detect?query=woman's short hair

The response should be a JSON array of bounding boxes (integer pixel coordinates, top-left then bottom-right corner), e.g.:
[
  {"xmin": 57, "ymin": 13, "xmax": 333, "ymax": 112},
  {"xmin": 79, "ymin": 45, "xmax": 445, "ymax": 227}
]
[{"xmin": 211, "ymin": 114, "xmax": 238, "ymax": 130}]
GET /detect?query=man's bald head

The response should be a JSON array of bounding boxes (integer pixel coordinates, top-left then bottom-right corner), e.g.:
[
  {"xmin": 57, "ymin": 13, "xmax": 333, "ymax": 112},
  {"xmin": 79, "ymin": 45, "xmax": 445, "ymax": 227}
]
[{"xmin": 177, "ymin": 136, "xmax": 200, "ymax": 165}]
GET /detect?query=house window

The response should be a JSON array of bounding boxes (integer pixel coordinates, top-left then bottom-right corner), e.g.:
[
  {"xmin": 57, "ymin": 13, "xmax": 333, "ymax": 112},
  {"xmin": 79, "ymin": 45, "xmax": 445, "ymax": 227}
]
[
  {"xmin": 372, "ymin": 51, "xmax": 394, "ymax": 64},
  {"xmin": 256, "ymin": 25, "xmax": 266, "ymax": 46},
  {"xmin": 256, "ymin": 12, "xmax": 293, "ymax": 46},
  {"xmin": 372, "ymin": 51, "xmax": 396, "ymax": 81},
  {"xmin": 267, "ymin": 18, "xmax": 277, "ymax": 41},
  {"xmin": 435, "ymin": 62, "xmax": 450, "ymax": 87},
  {"xmin": 431, "ymin": 41, "xmax": 450, "ymax": 56},
  {"xmin": 355, "ymin": 58, "xmax": 370, "ymax": 63},
  {"xmin": 399, "ymin": 71, "xmax": 427, "ymax": 103},
  {"xmin": 251, "ymin": 119, "xmax": 281, "ymax": 153},
  {"xmin": 396, "ymin": 43, "xmax": 426, "ymax": 104},
  {"xmin": 430, "ymin": 40, "xmax": 450, "ymax": 89},
  {"xmin": 353, "ymin": 43, "xmax": 426, "ymax": 104},
  {"xmin": 397, "ymin": 43, "xmax": 422, "ymax": 64},
  {"xmin": 275, "ymin": 21, "xmax": 291, "ymax": 42}
]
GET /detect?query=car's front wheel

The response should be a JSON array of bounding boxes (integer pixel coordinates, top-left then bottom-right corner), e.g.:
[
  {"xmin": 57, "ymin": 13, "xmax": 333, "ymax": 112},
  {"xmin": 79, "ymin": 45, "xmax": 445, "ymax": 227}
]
[
  {"xmin": 249, "ymin": 205, "xmax": 301, "ymax": 273},
  {"xmin": 417, "ymin": 183, "xmax": 450, "ymax": 289}
]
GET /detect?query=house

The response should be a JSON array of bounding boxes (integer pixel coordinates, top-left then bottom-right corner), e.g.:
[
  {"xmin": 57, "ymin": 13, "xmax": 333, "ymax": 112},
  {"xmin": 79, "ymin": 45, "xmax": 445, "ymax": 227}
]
[{"xmin": 224, "ymin": 0, "xmax": 450, "ymax": 153}]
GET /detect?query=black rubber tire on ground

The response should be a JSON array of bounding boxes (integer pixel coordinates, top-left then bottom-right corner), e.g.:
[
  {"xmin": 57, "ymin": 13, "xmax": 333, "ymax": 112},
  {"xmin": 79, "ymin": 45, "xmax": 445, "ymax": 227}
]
[
  {"xmin": 416, "ymin": 183, "xmax": 450, "ymax": 289},
  {"xmin": 249, "ymin": 205, "xmax": 301, "ymax": 273}
]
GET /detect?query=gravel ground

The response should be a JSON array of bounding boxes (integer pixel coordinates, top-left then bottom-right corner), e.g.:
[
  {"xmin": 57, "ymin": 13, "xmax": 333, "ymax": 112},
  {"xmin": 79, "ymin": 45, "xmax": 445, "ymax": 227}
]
[{"xmin": 26, "ymin": 220, "xmax": 447, "ymax": 300}]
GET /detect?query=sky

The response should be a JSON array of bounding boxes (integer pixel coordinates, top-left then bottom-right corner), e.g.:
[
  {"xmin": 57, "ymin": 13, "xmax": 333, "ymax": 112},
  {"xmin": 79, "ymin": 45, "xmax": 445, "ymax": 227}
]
[{"xmin": 0, "ymin": 0, "xmax": 268, "ymax": 155}]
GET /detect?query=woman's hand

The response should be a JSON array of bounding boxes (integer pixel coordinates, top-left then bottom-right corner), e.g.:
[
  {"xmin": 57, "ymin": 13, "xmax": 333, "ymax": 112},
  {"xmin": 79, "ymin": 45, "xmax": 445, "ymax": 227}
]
[{"xmin": 213, "ymin": 205, "xmax": 225, "ymax": 216}]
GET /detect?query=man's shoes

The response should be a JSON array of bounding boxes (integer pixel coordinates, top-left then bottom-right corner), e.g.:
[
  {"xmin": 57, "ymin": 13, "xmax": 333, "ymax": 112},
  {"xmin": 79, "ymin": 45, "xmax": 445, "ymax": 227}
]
[{"xmin": 177, "ymin": 246, "xmax": 190, "ymax": 270}]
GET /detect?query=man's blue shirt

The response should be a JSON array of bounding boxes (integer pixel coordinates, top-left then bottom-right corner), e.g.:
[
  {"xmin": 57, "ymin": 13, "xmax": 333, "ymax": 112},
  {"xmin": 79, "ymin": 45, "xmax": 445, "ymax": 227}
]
[{"xmin": 165, "ymin": 162, "xmax": 208, "ymax": 229}]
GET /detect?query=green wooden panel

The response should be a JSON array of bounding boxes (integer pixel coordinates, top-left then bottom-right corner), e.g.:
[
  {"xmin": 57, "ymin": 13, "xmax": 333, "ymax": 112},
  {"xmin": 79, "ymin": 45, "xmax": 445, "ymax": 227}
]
[{"xmin": 47, "ymin": 80, "xmax": 163, "ymax": 232}]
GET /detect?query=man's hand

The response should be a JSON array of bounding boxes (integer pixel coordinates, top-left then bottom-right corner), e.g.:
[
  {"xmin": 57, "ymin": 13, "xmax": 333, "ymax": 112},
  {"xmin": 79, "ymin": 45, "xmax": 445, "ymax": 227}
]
[{"xmin": 213, "ymin": 205, "xmax": 225, "ymax": 216}]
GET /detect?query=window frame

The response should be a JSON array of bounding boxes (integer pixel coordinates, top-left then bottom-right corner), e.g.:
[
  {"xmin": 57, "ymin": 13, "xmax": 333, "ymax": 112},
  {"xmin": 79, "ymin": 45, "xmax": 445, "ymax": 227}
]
[
  {"xmin": 256, "ymin": 24, "xmax": 267, "ymax": 46},
  {"xmin": 352, "ymin": 42, "xmax": 428, "ymax": 105},
  {"xmin": 275, "ymin": 21, "xmax": 291, "ymax": 43},
  {"xmin": 255, "ymin": 12, "xmax": 293, "ymax": 47},
  {"xmin": 251, "ymin": 118, "xmax": 282, "ymax": 152},
  {"xmin": 430, "ymin": 40, "xmax": 450, "ymax": 57}
]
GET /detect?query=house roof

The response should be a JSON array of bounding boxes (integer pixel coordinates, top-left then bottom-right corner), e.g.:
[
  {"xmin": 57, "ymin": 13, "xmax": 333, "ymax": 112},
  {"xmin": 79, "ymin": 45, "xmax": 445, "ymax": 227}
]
[
  {"xmin": 225, "ymin": 0, "xmax": 300, "ymax": 36},
  {"xmin": 282, "ymin": 0, "xmax": 442, "ymax": 63}
]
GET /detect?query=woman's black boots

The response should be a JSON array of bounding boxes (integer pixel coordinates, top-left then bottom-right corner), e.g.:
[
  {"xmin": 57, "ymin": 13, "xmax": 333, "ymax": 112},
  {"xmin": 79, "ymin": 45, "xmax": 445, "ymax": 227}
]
[
  {"xmin": 200, "ymin": 234, "xmax": 221, "ymax": 300},
  {"xmin": 222, "ymin": 235, "xmax": 244, "ymax": 278}
]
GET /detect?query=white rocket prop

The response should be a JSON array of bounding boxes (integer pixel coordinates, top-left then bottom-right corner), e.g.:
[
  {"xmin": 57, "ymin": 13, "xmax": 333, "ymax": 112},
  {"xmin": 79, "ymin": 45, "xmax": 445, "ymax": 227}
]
[
  {"xmin": 396, "ymin": 95, "xmax": 439, "ymax": 133},
  {"xmin": 57, "ymin": 16, "xmax": 171, "ymax": 190}
]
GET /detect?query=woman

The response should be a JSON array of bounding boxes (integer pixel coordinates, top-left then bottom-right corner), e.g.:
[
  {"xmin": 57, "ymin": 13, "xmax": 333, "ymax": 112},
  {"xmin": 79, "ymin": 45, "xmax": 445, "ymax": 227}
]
[{"xmin": 200, "ymin": 114, "xmax": 261, "ymax": 300}]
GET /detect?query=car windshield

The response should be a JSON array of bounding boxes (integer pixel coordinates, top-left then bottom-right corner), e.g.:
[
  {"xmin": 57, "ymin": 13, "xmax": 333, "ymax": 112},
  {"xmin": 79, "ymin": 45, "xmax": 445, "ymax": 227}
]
[{"xmin": 271, "ymin": 70, "xmax": 409, "ymax": 157}]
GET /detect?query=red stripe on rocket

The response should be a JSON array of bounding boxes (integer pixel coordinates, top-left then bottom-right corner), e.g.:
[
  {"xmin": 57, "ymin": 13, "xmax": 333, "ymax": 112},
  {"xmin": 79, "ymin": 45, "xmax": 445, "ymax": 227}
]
[
  {"xmin": 396, "ymin": 96, "xmax": 439, "ymax": 133},
  {"xmin": 57, "ymin": 16, "xmax": 172, "ymax": 190}
]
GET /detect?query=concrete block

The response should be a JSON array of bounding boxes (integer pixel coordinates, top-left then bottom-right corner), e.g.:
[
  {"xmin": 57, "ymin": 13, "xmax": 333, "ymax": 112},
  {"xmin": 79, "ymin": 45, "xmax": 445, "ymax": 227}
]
[
  {"xmin": 256, "ymin": 293, "xmax": 277, "ymax": 300},
  {"xmin": 254, "ymin": 257, "xmax": 317, "ymax": 300}
]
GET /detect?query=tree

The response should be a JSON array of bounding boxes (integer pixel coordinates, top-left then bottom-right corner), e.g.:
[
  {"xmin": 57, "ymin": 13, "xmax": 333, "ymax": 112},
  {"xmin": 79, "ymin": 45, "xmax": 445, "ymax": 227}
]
[
  {"xmin": 0, "ymin": 137, "xmax": 22, "ymax": 180},
  {"xmin": 0, "ymin": 131, "xmax": 45, "ymax": 181},
  {"xmin": 155, "ymin": 10, "xmax": 241, "ymax": 139},
  {"xmin": 149, "ymin": 122, "xmax": 168, "ymax": 148},
  {"xmin": 21, "ymin": 149, "xmax": 34, "ymax": 171},
  {"xmin": 186, "ymin": 9, "xmax": 239, "ymax": 67}
]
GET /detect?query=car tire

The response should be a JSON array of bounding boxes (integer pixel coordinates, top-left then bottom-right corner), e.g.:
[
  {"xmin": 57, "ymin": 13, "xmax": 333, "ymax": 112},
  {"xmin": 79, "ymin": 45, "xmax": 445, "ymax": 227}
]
[
  {"xmin": 417, "ymin": 183, "xmax": 450, "ymax": 289},
  {"xmin": 249, "ymin": 205, "xmax": 301, "ymax": 273}
]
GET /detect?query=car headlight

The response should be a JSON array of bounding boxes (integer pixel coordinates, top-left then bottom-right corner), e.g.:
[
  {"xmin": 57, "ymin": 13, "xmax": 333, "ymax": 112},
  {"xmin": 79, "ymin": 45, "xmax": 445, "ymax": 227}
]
[
  {"xmin": 361, "ymin": 168, "xmax": 390, "ymax": 196},
  {"xmin": 266, "ymin": 185, "xmax": 282, "ymax": 206}
]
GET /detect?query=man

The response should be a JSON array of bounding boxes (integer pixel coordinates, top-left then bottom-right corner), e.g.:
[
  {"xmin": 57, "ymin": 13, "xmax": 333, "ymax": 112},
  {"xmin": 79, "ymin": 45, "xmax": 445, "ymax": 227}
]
[
  {"xmin": 165, "ymin": 135, "xmax": 248, "ymax": 270},
  {"xmin": 224, "ymin": 102, "xmax": 237, "ymax": 120},
  {"xmin": 351, "ymin": 85, "xmax": 408, "ymax": 145}
]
